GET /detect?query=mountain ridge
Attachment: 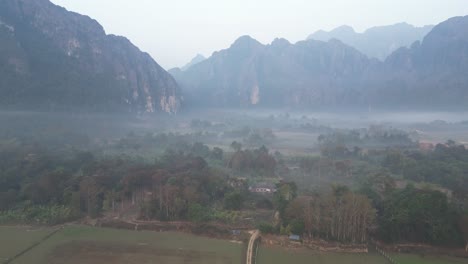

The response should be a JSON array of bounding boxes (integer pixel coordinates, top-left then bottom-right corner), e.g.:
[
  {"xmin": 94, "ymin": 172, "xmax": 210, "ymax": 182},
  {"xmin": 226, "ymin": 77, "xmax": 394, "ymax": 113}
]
[
  {"xmin": 308, "ymin": 22, "xmax": 434, "ymax": 60},
  {"xmin": 173, "ymin": 36, "xmax": 379, "ymax": 108},
  {"xmin": 181, "ymin": 54, "xmax": 206, "ymax": 71},
  {"xmin": 172, "ymin": 16, "xmax": 468, "ymax": 110},
  {"xmin": 0, "ymin": 0, "xmax": 180, "ymax": 113}
]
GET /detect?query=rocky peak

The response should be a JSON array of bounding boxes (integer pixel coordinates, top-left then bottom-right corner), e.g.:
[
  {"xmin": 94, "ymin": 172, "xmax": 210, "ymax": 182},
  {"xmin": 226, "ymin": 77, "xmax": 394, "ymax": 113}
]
[
  {"xmin": 181, "ymin": 54, "xmax": 206, "ymax": 71},
  {"xmin": 331, "ymin": 25, "xmax": 356, "ymax": 35},
  {"xmin": 230, "ymin": 35, "xmax": 264, "ymax": 51},
  {"xmin": 270, "ymin": 38, "xmax": 291, "ymax": 50},
  {"xmin": 308, "ymin": 22, "xmax": 434, "ymax": 61}
]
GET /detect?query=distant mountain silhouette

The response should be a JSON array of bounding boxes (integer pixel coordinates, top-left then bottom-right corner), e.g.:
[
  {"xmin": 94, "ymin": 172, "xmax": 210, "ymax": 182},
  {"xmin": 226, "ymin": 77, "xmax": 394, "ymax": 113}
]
[
  {"xmin": 172, "ymin": 16, "xmax": 468, "ymax": 110},
  {"xmin": 1, "ymin": 0, "xmax": 466, "ymax": 112},
  {"xmin": 0, "ymin": 0, "xmax": 180, "ymax": 113},
  {"xmin": 308, "ymin": 23, "xmax": 434, "ymax": 60},
  {"xmin": 181, "ymin": 54, "xmax": 206, "ymax": 71}
]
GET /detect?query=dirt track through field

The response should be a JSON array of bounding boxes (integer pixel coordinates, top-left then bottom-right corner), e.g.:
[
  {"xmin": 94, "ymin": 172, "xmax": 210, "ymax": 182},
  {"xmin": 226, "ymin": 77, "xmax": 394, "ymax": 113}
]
[
  {"xmin": 2, "ymin": 227, "xmax": 62, "ymax": 264},
  {"xmin": 246, "ymin": 230, "xmax": 260, "ymax": 264}
]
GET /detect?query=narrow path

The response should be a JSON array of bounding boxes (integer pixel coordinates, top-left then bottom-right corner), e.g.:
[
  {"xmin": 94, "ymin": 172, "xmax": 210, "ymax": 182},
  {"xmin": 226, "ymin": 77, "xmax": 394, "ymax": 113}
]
[
  {"xmin": 246, "ymin": 230, "xmax": 260, "ymax": 264},
  {"xmin": 2, "ymin": 227, "xmax": 63, "ymax": 264}
]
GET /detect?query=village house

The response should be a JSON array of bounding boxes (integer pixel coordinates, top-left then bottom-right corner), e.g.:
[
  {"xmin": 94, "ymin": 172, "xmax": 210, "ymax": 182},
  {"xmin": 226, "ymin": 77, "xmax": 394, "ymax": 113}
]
[
  {"xmin": 228, "ymin": 177, "xmax": 248, "ymax": 189},
  {"xmin": 249, "ymin": 183, "xmax": 276, "ymax": 194}
]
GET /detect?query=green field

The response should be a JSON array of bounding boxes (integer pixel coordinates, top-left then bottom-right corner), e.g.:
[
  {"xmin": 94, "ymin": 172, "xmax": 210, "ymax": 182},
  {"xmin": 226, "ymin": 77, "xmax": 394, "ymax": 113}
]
[
  {"xmin": 1, "ymin": 225, "xmax": 467, "ymax": 264},
  {"xmin": 258, "ymin": 247, "xmax": 387, "ymax": 264},
  {"xmin": 257, "ymin": 246, "xmax": 468, "ymax": 264},
  {"xmin": 0, "ymin": 226, "xmax": 52, "ymax": 262},
  {"xmin": 1, "ymin": 225, "xmax": 242, "ymax": 264},
  {"xmin": 392, "ymin": 253, "xmax": 468, "ymax": 264}
]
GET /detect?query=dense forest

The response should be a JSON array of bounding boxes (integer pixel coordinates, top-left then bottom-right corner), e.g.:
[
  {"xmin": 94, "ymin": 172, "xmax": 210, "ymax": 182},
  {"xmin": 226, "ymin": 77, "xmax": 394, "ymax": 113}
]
[{"xmin": 0, "ymin": 115, "xmax": 467, "ymax": 249}]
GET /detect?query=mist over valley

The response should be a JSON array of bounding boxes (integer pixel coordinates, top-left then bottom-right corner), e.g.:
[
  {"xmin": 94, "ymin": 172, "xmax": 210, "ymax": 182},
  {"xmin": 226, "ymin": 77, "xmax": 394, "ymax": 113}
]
[{"xmin": 1, "ymin": 1, "xmax": 468, "ymax": 264}]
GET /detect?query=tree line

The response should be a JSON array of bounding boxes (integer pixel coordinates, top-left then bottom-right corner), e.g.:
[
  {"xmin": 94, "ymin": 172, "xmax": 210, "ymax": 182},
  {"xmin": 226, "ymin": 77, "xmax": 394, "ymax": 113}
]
[{"xmin": 1, "ymin": 131, "xmax": 467, "ymax": 248}]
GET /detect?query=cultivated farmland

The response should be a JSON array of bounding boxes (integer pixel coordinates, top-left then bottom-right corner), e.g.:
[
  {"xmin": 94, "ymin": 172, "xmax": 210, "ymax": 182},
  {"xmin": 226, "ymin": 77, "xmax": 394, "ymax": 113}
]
[{"xmin": 2, "ymin": 225, "xmax": 242, "ymax": 264}]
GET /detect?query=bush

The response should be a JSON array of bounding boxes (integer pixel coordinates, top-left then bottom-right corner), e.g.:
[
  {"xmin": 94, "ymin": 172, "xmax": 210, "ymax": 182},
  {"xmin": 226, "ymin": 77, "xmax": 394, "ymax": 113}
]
[
  {"xmin": 289, "ymin": 219, "xmax": 305, "ymax": 235},
  {"xmin": 0, "ymin": 205, "xmax": 74, "ymax": 225},
  {"xmin": 188, "ymin": 203, "xmax": 211, "ymax": 223},
  {"xmin": 257, "ymin": 222, "xmax": 276, "ymax": 234},
  {"xmin": 212, "ymin": 210, "xmax": 240, "ymax": 224},
  {"xmin": 224, "ymin": 191, "xmax": 244, "ymax": 210}
]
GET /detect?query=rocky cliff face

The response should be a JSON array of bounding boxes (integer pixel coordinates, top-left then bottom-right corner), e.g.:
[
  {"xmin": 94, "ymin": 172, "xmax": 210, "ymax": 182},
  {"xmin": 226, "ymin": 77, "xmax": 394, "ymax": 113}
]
[
  {"xmin": 172, "ymin": 16, "xmax": 468, "ymax": 110},
  {"xmin": 173, "ymin": 35, "xmax": 380, "ymax": 108},
  {"xmin": 381, "ymin": 16, "xmax": 468, "ymax": 107},
  {"xmin": 0, "ymin": 0, "xmax": 180, "ymax": 113}
]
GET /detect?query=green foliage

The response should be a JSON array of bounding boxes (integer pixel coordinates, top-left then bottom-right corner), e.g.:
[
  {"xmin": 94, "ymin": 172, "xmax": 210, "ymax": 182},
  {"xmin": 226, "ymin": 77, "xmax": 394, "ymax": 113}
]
[
  {"xmin": 379, "ymin": 186, "xmax": 463, "ymax": 246},
  {"xmin": 388, "ymin": 144, "xmax": 468, "ymax": 192},
  {"xmin": 0, "ymin": 131, "xmax": 235, "ymax": 224},
  {"xmin": 318, "ymin": 126, "xmax": 415, "ymax": 151},
  {"xmin": 243, "ymin": 128, "xmax": 276, "ymax": 147},
  {"xmin": 224, "ymin": 191, "xmax": 244, "ymax": 210},
  {"xmin": 280, "ymin": 225, "xmax": 292, "ymax": 235},
  {"xmin": 257, "ymin": 222, "xmax": 276, "ymax": 234},
  {"xmin": 211, "ymin": 147, "xmax": 224, "ymax": 160},
  {"xmin": 0, "ymin": 205, "xmax": 74, "ymax": 225},
  {"xmin": 279, "ymin": 188, "xmax": 375, "ymax": 243},
  {"xmin": 1, "ymin": 114, "xmax": 468, "ymax": 249},
  {"xmin": 273, "ymin": 182, "xmax": 298, "ymax": 222},
  {"xmin": 211, "ymin": 210, "xmax": 241, "ymax": 224},
  {"xmin": 289, "ymin": 219, "xmax": 305, "ymax": 235},
  {"xmin": 188, "ymin": 203, "xmax": 211, "ymax": 223},
  {"xmin": 228, "ymin": 146, "xmax": 277, "ymax": 177},
  {"xmin": 230, "ymin": 141, "xmax": 242, "ymax": 152},
  {"xmin": 191, "ymin": 142, "xmax": 211, "ymax": 157}
]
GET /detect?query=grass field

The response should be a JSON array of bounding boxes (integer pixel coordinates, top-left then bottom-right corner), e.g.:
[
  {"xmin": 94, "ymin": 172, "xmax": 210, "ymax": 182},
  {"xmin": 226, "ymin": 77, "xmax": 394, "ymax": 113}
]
[
  {"xmin": 257, "ymin": 246, "xmax": 468, "ymax": 264},
  {"xmin": 2, "ymin": 225, "xmax": 242, "ymax": 264},
  {"xmin": 2, "ymin": 225, "xmax": 467, "ymax": 264},
  {"xmin": 0, "ymin": 226, "xmax": 52, "ymax": 262},
  {"xmin": 258, "ymin": 246, "xmax": 388, "ymax": 264},
  {"xmin": 392, "ymin": 253, "xmax": 468, "ymax": 264}
]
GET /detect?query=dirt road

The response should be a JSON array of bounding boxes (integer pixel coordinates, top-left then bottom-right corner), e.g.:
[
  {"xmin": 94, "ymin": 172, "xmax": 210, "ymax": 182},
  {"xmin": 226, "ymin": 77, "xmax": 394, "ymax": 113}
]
[{"xmin": 246, "ymin": 230, "xmax": 260, "ymax": 264}]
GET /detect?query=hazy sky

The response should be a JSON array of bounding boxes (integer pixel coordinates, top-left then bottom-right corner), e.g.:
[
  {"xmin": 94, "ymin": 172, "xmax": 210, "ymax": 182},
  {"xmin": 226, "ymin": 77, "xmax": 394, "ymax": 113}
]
[{"xmin": 50, "ymin": 0, "xmax": 468, "ymax": 69}]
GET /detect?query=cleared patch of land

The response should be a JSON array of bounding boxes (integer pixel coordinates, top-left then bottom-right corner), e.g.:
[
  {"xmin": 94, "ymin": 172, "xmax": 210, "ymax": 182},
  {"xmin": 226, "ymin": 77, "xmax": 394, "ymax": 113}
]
[
  {"xmin": 6, "ymin": 226, "xmax": 242, "ymax": 264},
  {"xmin": 271, "ymin": 130, "xmax": 319, "ymax": 156}
]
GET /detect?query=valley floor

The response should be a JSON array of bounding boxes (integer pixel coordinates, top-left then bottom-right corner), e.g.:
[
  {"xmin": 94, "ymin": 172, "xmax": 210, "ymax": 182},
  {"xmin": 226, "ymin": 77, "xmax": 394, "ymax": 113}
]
[
  {"xmin": 258, "ymin": 246, "xmax": 468, "ymax": 264},
  {"xmin": 0, "ymin": 225, "xmax": 242, "ymax": 264},
  {"xmin": 1, "ymin": 225, "xmax": 467, "ymax": 264}
]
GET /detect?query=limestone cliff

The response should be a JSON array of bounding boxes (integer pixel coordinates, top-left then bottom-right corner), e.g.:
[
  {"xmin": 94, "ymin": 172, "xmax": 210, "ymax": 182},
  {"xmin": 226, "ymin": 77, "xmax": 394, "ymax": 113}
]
[
  {"xmin": 0, "ymin": 0, "xmax": 180, "ymax": 113},
  {"xmin": 172, "ymin": 16, "xmax": 468, "ymax": 110}
]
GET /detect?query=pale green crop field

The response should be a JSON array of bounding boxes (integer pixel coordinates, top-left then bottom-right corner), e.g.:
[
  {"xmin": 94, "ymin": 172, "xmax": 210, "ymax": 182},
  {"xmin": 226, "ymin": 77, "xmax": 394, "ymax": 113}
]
[
  {"xmin": 0, "ymin": 226, "xmax": 52, "ymax": 262},
  {"xmin": 1, "ymin": 225, "xmax": 242, "ymax": 264},
  {"xmin": 258, "ymin": 246, "xmax": 387, "ymax": 264},
  {"xmin": 392, "ymin": 253, "xmax": 468, "ymax": 264},
  {"xmin": 257, "ymin": 246, "xmax": 468, "ymax": 264},
  {"xmin": 2, "ymin": 225, "xmax": 467, "ymax": 264}
]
